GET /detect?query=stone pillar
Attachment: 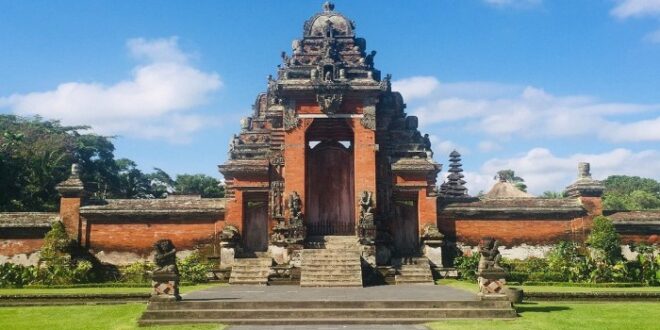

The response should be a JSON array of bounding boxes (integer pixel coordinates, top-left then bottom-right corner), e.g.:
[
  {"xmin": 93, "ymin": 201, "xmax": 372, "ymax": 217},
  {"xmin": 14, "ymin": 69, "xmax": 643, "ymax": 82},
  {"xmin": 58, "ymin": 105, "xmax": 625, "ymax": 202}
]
[
  {"xmin": 564, "ymin": 162, "xmax": 605, "ymax": 239},
  {"xmin": 421, "ymin": 224, "xmax": 444, "ymax": 268},
  {"xmin": 55, "ymin": 164, "xmax": 85, "ymax": 242}
]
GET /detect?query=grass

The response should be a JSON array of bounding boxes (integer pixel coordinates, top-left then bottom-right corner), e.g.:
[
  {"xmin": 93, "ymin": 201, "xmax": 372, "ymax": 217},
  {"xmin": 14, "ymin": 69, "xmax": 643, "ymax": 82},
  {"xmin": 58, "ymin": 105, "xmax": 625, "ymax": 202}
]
[
  {"xmin": 0, "ymin": 303, "xmax": 224, "ymax": 330},
  {"xmin": 427, "ymin": 301, "xmax": 660, "ymax": 330},
  {"xmin": 0, "ymin": 283, "xmax": 219, "ymax": 295},
  {"xmin": 438, "ymin": 279, "xmax": 660, "ymax": 293}
]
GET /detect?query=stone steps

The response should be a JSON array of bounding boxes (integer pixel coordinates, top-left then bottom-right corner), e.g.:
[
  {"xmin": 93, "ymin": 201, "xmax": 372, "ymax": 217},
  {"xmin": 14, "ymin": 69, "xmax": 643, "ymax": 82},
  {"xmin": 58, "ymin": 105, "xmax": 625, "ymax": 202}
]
[
  {"xmin": 229, "ymin": 257, "xmax": 271, "ymax": 285},
  {"xmin": 139, "ymin": 299, "xmax": 517, "ymax": 325},
  {"xmin": 300, "ymin": 236, "xmax": 363, "ymax": 287},
  {"xmin": 395, "ymin": 258, "xmax": 434, "ymax": 285}
]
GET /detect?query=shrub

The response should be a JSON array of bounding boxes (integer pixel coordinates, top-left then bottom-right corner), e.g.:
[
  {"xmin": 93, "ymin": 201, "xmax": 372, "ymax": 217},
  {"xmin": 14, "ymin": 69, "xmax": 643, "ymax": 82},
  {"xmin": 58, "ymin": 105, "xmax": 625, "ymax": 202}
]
[
  {"xmin": 119, "ymin": 261, "xmax": 154, "ymax": 284},
  {"xmin": 177, "ymin": 252, "xmax": 212, "ymax": 284},
  {"xmin": 0, "ymin": 263, "xmax": 38, "ymax": 288},
  {"xmin": 586, "ymin": 216, "xmax": 622, "ymax": 264},
  {"xmin": 631, "ymin": 244, "xmax": 660, "ymax": 286},
  {"xmin": 454, "ymin": 252, "xmax": 480, "ymax": 281},
  {"xmin": 547, "ymin": 241, "xmax": 591, "ymax": 282},
  {"xmin": 35, "ymin": 221, "xmax": 94, "ymax": 285}
]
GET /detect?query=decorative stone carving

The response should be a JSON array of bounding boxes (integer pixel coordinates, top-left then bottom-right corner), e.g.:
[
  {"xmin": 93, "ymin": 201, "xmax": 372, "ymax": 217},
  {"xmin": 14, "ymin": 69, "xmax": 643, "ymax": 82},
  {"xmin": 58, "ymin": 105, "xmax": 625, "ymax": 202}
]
[
  {"xmin": 361, "ymin": 98, "xmax": 377, "ymax": 130},
  {"xmin": 316, "ymin": 93, "xmax": 343, "ymax": 114},
  {"xmin": 219, "ymin": 225, "xmax": 240, "ymax": 248},
  {"xmin": 240, "ymin": 117, "xmax": 251, "ymax": 131},
  {"xmin": 56, "ymin": 164, "xmax": 85, "ymax": 197},
  {"xmin": 477, "ymin": 237, "xmax": 507, "ymax": 296},
  {"xmin": 564, "ymin": 162, "xmax": 605, "ymax": 197},
  {"xmin": 358, "ymin": 191, "xmax": 376, "ymax": 244},
  {"xmin": 283, "ymin": 105, "xmax": 299, "ymax": 131},
  {"xmin": 270, "ymin": 181, "xmax": 284, "ymax": 218},
  {"xmin": 151, "ymin": 239, "xmax": 181, "ymax": 301},
  {"xmin": 271, "ymin": 192, "xmax": 306, "ymax": 246}
]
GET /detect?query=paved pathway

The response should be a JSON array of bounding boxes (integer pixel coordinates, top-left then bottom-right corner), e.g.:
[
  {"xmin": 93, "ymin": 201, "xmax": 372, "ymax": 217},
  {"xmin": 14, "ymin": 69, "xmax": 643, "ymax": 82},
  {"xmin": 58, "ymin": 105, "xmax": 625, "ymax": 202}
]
[
  {"xmin": 227, "ymin": 325, "xmax": 428, "ymax": 330},
  {"xmin": 183, "ymin": 284, "xmax": 477, "ymax": 302}
]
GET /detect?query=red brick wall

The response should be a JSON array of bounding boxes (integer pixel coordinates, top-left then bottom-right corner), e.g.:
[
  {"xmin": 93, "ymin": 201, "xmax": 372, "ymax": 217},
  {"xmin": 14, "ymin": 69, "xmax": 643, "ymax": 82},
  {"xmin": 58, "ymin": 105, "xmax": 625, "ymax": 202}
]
[
  {"xmin": 60, "ymin": 197, "xmax": 81, "ymax": 241},
  {"xmin": 620, "ymin": 234, "xmax": 659, "ymax": 245},
  {"xmin": 351, "ymin": 119, "xmax": 377, "ymax": 214},
  {"xmin": 0, "ymin": 238, "xmax": 44, "ymax": 256},
  {"xmin": 438, "ymin": 217, "xmax": 582, "ymax": 246},
  {"xmin": 83, "ymin": 217, "xmax": 220, "ymax": 254}
]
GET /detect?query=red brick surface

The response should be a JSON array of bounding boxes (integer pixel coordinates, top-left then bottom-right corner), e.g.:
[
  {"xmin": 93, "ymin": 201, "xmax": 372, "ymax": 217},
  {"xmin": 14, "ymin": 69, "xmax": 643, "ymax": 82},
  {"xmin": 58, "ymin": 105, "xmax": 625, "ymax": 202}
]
[{"xmin": 0, "ymin": 238, "xmax": 43, "ymax": 256}]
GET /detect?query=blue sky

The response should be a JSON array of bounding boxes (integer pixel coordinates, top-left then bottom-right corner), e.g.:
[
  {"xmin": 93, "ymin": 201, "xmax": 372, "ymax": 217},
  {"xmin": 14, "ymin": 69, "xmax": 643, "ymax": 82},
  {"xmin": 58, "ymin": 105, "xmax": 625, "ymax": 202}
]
[{"xmin": 2, "ymin": 0, "xmax": 660, "ymax": 194}]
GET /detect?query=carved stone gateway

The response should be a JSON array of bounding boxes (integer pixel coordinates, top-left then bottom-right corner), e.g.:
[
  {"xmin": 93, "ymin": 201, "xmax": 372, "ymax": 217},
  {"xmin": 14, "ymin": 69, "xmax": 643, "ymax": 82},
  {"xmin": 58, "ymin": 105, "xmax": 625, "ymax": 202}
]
[
  {"xmin": 476, "ymin": 237, "xmax": 507, "ymax": 296},
  {"xmin": 218, "ymin": 2, "xmax": 441, "ymax": 286},
  {"xmin": 150, "ymin": 239, "xmax": 181, "ymax": 301}
]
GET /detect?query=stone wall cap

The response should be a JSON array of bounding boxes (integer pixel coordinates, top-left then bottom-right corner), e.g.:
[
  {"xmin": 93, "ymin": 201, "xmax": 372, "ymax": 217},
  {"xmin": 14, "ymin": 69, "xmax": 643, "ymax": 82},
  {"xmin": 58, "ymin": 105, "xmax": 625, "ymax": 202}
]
[{"xmin": 0, "ymin": 212, "xmax": 59, "ymax": 228}]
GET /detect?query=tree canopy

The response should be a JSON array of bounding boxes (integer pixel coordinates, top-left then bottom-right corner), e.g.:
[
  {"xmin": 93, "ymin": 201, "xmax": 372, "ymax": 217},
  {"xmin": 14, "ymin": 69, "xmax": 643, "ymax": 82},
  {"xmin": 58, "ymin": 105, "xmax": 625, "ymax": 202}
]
[
  {"xmin": 494, "ymin": 169, "xmax": 528, "ymax": 192},
  {"xmin": 602, "ymin": 175, "xmax": 660, "ymax": 211},
  {"xmin": 0, "ymin": 115, "xmax": 224, "ymax": 211}
]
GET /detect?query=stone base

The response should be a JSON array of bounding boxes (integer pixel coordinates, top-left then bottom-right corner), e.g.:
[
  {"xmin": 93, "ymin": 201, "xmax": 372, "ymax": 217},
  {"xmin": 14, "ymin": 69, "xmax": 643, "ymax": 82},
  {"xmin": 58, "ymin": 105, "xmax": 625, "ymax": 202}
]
[
  {"xmin": 151, "ymin": 273, "xmax": 181, "ymax": 301},
  {"xmin": 478, "ymin": 276, "xmax": 506, "ymax": 295}
]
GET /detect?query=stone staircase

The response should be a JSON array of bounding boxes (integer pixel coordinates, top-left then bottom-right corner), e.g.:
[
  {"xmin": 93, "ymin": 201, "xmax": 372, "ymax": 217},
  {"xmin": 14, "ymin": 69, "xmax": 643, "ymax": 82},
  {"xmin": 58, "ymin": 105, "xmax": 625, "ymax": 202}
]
[
  {"xmin": 139, "ymin": 298, "xmax": 517, "ymax": 325},
  {"xmin": 395, "ymin": 257, "xmax": 435, "ymax": 284},
  {"xmin": 300, "ymin": 236, "xmax": 363, "ymax": 287},
  {"xmin": 229, "ymin": 257, "xmax": 272, "ymax": 285}
]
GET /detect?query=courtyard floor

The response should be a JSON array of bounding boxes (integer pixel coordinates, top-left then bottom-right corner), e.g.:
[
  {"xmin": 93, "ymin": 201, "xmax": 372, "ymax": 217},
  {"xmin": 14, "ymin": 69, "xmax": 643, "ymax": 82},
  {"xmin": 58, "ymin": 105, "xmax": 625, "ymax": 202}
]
[{"xmin": 183, "ymin": 284, "xmax": 477, "ymax": 302}]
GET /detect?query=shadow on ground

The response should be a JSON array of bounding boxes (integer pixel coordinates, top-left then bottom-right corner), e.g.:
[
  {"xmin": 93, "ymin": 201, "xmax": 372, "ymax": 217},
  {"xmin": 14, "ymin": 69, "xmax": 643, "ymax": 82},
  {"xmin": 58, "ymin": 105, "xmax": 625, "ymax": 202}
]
[{"xmin": 516, "ymin": 302, "xmax": 571, "ymax": 313}]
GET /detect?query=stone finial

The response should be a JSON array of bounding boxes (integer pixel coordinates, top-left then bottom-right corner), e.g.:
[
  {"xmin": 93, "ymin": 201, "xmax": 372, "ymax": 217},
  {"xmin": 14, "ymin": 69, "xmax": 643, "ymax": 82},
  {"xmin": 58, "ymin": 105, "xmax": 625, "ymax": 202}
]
[
  {"xmin": 55, "ymin": 163, "xmax": 85, "ymax": 197},
  {"xmin": 323, "ymin": 1, "xmax": 335, "ymax": 12},
  {"xmin": 564, "ymin": 162, "xmax": 604, "ymax": 198},
  {"xmin": 578, "ymin": 162, "xmax": 591, "ymax": 179}
]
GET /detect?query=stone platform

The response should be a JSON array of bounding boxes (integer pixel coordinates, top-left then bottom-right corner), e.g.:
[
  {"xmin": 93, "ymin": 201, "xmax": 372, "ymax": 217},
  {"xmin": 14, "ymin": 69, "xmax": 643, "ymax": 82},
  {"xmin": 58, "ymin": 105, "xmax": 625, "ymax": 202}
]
[{"xmin": 139, "ymin": 284, "xmax": 516, "ymax": 326}]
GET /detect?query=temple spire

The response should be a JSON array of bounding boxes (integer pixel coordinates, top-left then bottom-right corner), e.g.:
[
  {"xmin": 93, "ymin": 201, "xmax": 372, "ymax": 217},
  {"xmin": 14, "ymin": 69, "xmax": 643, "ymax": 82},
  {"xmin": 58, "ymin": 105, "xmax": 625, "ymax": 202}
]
[{"xmin": 440, "ymin": 150, "xmax": 468, "ymax": 198}]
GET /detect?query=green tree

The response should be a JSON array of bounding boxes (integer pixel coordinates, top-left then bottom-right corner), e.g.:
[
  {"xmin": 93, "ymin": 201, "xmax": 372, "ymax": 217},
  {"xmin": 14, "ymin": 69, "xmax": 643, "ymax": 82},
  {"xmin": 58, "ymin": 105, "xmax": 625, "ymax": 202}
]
[
  {"xmin": 115, "ymin": 158, "xmax": 151, "ymax": 199},
  {"xmin": 175, "ymin": 174, "xmax": 225, "ymax": 198},
  {"xmin": 586, "ymin": 216, "xmax": 622, "ymax": 264},
  {"xmin": 542, "ymin": 191, "xmax": 564, "ymax": 199},
  {"xmin": 495, "ymin": 169, "xmax": 527, "ymax": 192},
  {"xmin": 602, "ymin": 175, "xmax": 660, "ymax": 210}
]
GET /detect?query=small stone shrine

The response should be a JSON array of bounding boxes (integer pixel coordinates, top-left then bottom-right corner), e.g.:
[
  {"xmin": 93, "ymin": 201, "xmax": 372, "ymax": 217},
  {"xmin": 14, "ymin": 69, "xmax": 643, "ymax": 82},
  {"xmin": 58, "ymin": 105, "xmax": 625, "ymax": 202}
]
[{"xmin": 150, "ymin": 239, "xmax": 181, "ymax": 301}]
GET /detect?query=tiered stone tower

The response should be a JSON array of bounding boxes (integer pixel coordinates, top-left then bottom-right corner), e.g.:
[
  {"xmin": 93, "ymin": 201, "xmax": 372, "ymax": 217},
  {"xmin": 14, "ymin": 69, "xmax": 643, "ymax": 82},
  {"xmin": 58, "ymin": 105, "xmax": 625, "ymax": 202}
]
[{"xmin": 219, "ymin": 2, "xmax": 440, "ymax": 280}]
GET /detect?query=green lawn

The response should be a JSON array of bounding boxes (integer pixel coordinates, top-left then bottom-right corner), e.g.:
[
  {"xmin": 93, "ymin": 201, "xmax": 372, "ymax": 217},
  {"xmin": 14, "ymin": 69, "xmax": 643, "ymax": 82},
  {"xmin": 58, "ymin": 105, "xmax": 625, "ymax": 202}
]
[
  {"xmin": 427, "ymin": 301, "xmax": 660, "ymax": 330},
  {"xmin": 0, "ymin": 303, "xmax": 224, "ymax": 330},
  {"xmin": 0, "ymin": 284, "xmax": 218, "ymax": 295},
  {"xmin": 438, "ymin": 279, "xmax": 660, "ymax": 293}
]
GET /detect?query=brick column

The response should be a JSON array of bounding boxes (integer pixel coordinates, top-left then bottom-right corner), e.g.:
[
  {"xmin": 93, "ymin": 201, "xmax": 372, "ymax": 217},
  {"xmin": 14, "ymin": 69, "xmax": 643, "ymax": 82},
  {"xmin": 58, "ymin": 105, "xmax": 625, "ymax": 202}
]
[
  {"xmin": 352, "ymin": 119, "xmax": 377, "ymax": 218},
  {"xmin": 55, "ymin": 164, "xmax": 85, "ymax": 243}
]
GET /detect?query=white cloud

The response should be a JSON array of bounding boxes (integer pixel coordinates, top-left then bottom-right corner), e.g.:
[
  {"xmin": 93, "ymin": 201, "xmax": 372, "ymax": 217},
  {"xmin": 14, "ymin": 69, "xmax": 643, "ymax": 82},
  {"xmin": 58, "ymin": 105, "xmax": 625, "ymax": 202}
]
[
  {"xmin": 392, "ymin": 76, "xmax": 439, "ymax": 101},
  {"xmin": 611, "ymin": 0, "xmax": 660, "ymax": 19},
  {"xmin": 644, "ymin": 28, "xmax": 660, "ymax": 42},
  {"xmin": 464, "ymin": 148, "xmax": 660, "ymax": 195},
  {"xmin": 398, "ymin": 77, "xmax": 660, "ymax": 142},
  {"xmin": 478, "ymin": 140, "xmax": 502, "ymax": 152},
  {"xmin": 483, "ymin": 0, "xmax": 542, "ymax": 8},
  {"xmin": 0, "ymin": 37, "xmax": 221, "ymax": 142},
  {"xmin": 429, "ymin": 136, "xmax": 469, "ymax": 158}
]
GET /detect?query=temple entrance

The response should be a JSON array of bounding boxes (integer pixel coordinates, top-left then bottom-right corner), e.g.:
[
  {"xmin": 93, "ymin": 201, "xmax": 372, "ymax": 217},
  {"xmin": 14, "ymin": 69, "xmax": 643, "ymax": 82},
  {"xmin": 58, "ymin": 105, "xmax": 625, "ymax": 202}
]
[
  {"xmin": 305, "ymin": 119, "xmax": 355, "ymax": 235},
  {"xmin": 393, "ymin": 198, "xmax": 419, "ymax": 257},
  {"xmin": 242, "ymin": 193, "xmax": 268, "ymax": 252}
]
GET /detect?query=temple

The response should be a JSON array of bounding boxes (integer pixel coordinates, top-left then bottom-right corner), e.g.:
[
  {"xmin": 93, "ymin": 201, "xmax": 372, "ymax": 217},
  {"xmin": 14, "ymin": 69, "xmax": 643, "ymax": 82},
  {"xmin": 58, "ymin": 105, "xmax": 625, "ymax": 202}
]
[{"xmin": 1, "ymin": 3, "xmax": 658, "ymax": 286}]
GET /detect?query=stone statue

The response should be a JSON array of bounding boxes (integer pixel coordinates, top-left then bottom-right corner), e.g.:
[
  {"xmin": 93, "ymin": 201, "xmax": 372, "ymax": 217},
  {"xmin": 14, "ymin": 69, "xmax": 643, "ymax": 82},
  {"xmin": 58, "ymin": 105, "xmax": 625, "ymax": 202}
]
[
  {"xmin": 219, "ymin": 225, "xmax": 240, "ymax": 247},
  {"xmin": 150, "ymin": 239, "xmax": 181, "ymax": 301},
  {"xmin": 478, "ymin": 237, "xmax": 503, "ymax": 273},
  {"xmin": 288, "ymin": 191, "xmax": 303, "ymax": 221},
  {"xmin": 359, "ymin": 191, "xmax": 373, "ymax": 219},
  {"xmin": 153, "ymin": 239, "xmax": 178, "ymax": 275},
  {"xmin": 422, "ymin": 134, "xmax": 431, "ymax": 151},
  {"xmin": 365, "ymin": 50, "xmax": 377, "ymax": 68}
]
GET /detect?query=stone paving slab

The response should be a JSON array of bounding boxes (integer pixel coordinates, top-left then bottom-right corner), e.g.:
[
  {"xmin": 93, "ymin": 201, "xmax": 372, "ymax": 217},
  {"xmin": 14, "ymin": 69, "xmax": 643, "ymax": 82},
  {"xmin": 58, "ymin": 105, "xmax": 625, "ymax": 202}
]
[
  {"xmin": 183, "ymin": 284, "xmax": 478, "ymax": 302},
  {"xmin": 228, "ymin": 325, "xmax": 428, "ymax": 330}
]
